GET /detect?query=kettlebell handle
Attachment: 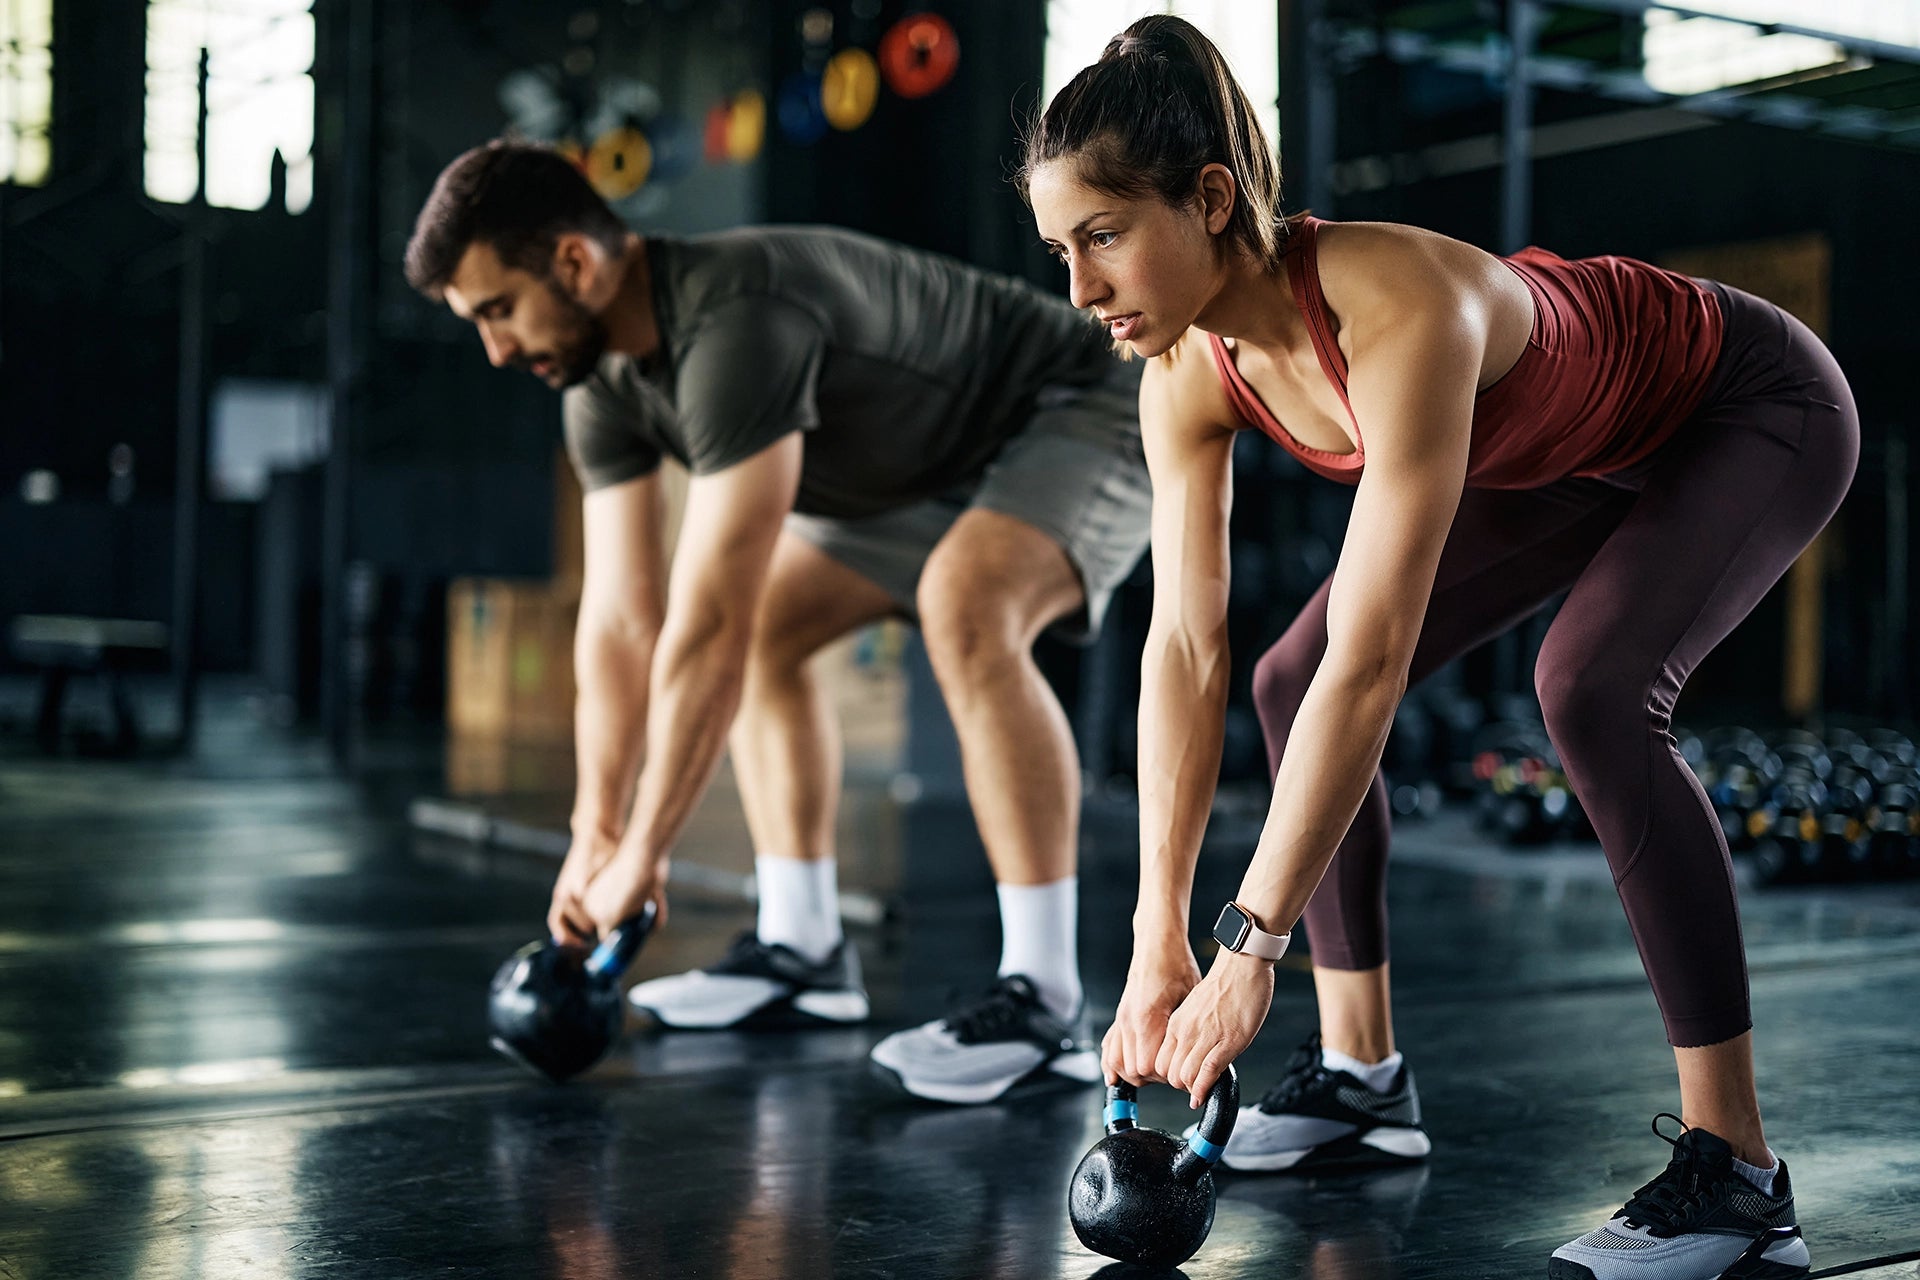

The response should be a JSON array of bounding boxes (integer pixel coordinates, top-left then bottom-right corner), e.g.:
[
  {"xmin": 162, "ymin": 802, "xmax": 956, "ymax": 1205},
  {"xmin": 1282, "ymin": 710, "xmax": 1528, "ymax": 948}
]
[
  {"xmin": 584, "ymin": 902, "xmax": 658, "ymax": 978},
  {"xmin": 1104, "ymin": 1065, "xmax": 1240, "ymax": 1186}
]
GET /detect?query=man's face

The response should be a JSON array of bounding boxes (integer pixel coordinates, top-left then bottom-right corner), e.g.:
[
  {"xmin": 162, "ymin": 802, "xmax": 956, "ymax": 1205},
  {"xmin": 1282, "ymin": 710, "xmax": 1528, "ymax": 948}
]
[{"xmin": 442, "ymin": 240, "xmax": 609, "ymax": 389}]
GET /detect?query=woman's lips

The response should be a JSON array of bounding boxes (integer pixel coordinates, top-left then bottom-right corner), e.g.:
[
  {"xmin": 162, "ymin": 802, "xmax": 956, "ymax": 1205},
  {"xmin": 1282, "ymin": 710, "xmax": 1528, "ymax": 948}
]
[{"xmin": 1106, "ymin": 313, "xmax": 1142, "ymax": 342}]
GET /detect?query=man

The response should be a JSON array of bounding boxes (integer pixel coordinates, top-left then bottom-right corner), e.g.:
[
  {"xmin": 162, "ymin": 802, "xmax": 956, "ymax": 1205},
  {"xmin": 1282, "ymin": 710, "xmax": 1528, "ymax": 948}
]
[{"xmin": 404, "ymin": 141, "xmax": 1151, "ymax": 1103}]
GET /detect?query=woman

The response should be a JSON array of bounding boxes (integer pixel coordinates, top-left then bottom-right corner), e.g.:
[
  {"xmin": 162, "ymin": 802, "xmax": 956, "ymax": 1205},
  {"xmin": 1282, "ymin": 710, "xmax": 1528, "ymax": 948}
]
[{"xmin": 1022, "ymin": 16, "xmax": 1853, "ymax": 1280}]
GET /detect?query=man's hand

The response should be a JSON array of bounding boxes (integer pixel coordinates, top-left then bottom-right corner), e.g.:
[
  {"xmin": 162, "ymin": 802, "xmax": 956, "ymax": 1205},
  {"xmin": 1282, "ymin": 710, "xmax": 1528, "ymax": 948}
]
[
  {"xmin": 580, "ymin": 846, "xmax": 670, "ymax": 941},
  {"xmin": 548, "ymin": 829, "xmax": 622, "ymax": 946},
  {"xmin": 1102, "ymin": 937, "xmax": 1203, "ymax": 1086},
  {"xmin": 1156, "ymin": 949, "xmax": 1275, "ymax": 1109}
]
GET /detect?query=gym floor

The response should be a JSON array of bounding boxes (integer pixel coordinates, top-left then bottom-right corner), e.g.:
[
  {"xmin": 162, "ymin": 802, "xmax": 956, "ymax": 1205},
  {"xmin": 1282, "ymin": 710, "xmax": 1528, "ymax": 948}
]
[{"xmin": 2, "ymin": 694, "xmax": 1918, "ymax": 1279}]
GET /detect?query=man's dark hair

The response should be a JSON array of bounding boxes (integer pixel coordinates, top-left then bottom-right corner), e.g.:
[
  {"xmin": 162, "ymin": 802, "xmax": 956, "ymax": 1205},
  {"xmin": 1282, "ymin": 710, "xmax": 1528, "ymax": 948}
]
[{"xmin": 404, "ymin": 141, "xmax": 629, "ymax": 297}]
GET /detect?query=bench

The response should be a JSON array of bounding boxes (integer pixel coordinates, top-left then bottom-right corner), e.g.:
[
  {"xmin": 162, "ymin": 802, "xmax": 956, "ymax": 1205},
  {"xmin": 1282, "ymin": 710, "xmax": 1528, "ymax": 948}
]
[{"xmin": 9, "ymin": 615, "xmax": 170, "ymax": 753}]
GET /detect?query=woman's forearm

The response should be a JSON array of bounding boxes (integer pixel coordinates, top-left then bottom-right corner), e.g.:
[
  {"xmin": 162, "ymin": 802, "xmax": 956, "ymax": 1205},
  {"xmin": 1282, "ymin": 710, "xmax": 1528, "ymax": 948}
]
[
  {"xmin": 1236, "ymin": 654, "xmax": 1407, "ymax": 933},
  {"xmin": 1135, "ymin": 623, "xmax": 1232, "ymax": 943}
]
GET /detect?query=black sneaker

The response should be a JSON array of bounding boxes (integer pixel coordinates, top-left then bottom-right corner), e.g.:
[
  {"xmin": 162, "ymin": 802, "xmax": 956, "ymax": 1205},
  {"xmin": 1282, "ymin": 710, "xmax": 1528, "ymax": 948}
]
[
  {"xmin": 868, "ymin": 974, "xmax": 1100, "ymax": 1104},
  {"xmin": 1550, "ymin": 1115, "xmax": 1809, "ymax": 1279},
  {"xmin": 1191, "ymin": 1031, "xmax": 1430, "ymax": 1172},
  {"xmin": 626, "ymin": 931, "xmax": 868, "ymax": 1028}
]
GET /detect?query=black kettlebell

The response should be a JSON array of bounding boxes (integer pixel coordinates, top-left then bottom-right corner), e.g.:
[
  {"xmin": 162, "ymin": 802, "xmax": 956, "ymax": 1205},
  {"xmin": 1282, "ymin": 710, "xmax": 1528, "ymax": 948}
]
[
  {"xmin": 487, "ymin": 904, "xmax": 656, "ymax": 1083},
  {"xmin": 1068, "ymin": 1066, "xmax": 1239, "ymax": 1269}
]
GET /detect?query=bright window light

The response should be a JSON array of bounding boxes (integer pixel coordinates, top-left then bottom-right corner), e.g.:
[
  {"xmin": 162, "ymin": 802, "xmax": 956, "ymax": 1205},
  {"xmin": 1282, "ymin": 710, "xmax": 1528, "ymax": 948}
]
[
  {"xmin": 145, "ymin": 0, "xmax": 315, "ymax": 213},
  {"xmin": 1643, "ymin": 2, "xmax": 1920, "ymax": 96},
  {"xmin": 1, "ymin": 0, "xmax": 52, "ymax": 186},
  {"xmin": 1043, "ymin": 2, "xmax": 1280, "ymax": 162}
]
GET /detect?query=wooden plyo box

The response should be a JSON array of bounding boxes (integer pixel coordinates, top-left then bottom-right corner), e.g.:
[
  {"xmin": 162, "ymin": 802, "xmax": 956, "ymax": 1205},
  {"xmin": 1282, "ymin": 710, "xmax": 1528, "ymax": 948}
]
[{"xmin": 446, "ymin": 579, "xmax": 580, "ymax": 744}]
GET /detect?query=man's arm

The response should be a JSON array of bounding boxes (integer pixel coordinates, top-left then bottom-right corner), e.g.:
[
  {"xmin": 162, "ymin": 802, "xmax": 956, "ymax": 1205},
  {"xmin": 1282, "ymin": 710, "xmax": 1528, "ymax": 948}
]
[
  {"xmin": 570, "ymin": 473, "xmax": 670, "ymax": 843},
  {"xmin": 579, "ymin": 432, "xmax": 803, "ymax": 934},
  {"xmin": 549, "ymin": 471, "xmax": 669, "ymax": 944}
]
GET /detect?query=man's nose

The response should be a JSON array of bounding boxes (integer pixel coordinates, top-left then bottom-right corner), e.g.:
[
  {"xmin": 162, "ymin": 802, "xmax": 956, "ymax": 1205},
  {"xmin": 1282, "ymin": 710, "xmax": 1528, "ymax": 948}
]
[{"xmin": 480, "ymin": 324, "xmax": 517, "ymax": 368}]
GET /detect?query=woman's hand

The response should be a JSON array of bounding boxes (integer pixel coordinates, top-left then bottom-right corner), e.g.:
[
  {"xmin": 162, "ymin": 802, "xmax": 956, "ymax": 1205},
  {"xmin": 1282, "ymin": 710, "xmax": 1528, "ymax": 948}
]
[
  {"xmin": 1102, "ymin": 937, "xmax": 1203, "ymax": 1086},
  {"xmin": 1156, "ymin": 950, "xmax": 1276, "ymax": 1108}
]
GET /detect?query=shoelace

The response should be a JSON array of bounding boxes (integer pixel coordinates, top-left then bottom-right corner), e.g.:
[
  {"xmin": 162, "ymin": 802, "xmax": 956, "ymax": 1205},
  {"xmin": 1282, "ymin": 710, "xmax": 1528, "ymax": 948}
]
[
  {"xmin": 1257, "ymin": 1033, "xmax": 1333, "ymax": 1113},
  {"xmin": 1619, "ymin": 1113, "xmax": 1719, "ymax": 1234},
  {"xmin": 944, "ymin": 981, "xmax": 1035, "ymax": 1044}
]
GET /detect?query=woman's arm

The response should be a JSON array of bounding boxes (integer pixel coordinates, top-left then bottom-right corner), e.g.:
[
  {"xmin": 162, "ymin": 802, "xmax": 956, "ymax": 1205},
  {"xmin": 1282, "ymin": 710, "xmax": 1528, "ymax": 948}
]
[
  {"xmin": 1159, "ymin": 232, "xmax": 1492, "ymax": 1105},
  {"xmin": 1105, "ymin": 339, "xmax": 1241, "ymax": 1084}
]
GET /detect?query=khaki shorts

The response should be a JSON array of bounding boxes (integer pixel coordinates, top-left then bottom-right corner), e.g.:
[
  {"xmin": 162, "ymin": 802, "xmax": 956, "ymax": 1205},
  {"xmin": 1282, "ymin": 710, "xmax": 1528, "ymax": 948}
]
[{"xmin": 783, "ymin": 363, "xmax": 1151, "ymax": 643}]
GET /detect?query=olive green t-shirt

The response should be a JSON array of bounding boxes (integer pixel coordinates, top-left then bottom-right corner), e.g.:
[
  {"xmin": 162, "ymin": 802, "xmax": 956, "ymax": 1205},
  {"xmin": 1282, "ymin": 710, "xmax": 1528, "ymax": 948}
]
[{"xmin": 562, "ymin": 225, "xmax": 1121, "ymax": 519}]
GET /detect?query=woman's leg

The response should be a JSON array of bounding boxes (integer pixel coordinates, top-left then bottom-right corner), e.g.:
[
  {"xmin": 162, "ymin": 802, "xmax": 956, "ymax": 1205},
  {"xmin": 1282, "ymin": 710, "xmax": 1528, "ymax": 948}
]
[
  {"xmin": 1252, "ymin": 482, "xmax": 1638, "ymax": 1059},
  {"xmin": 1534, "ymin": 296, "xmax": 1857, "ymax": 1165}
]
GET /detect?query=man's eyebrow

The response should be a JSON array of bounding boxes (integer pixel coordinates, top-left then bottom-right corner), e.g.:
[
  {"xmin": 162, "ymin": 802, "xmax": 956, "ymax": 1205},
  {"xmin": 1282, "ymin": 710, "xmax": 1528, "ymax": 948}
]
[{"xmin": 451, "ymin": 292, "xmax": 508, "ymax": 321}]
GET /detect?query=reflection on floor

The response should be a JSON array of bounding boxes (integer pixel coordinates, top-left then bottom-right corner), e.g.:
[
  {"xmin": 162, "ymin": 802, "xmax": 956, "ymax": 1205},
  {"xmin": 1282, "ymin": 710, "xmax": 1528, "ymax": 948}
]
[{"xmin": 2, "ymin": 701, "xmax": 1918, "ymax": 1279}]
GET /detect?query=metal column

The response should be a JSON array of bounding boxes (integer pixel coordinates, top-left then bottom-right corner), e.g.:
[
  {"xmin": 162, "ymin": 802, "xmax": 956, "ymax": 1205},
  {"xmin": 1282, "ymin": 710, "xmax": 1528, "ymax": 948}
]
[
  {"xmin": 322, "ymin": 0, "xmax": 376, "ymax": 760},
  {"xmin": 1500, "ymin": 0, "xmax": 1538, "ymax": 253},
  {"xmin": 170, "ymin": 49, "xmax": 212, "ymax": 750}
]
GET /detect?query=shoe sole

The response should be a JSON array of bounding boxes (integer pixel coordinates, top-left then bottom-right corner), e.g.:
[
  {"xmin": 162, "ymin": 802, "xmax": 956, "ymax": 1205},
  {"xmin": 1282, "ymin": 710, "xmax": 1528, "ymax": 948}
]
[
  {"xmin": 1548, "ymin": 1261, "xmax": 1808, "ymax": 1280},
  {"xmin": 1547, "ymin": 1236, "xmax": 1810, "ymax": 1280},
  {"xmin": 868, "ymin": 1048, "xmax": 1101, "ymax": 1105},
  {"xmin": 630, "ymin": 989, "xmax": 870, "ymax": 1030},
  {"xmin": 1223, "ymin": 1125, "xmax": 1431, "ymax": 1174}
]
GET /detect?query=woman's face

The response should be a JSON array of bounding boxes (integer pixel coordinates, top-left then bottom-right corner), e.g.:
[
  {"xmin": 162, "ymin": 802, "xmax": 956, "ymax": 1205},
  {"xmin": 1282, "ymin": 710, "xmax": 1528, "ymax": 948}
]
[{"xmin": 1028, "ymin": 159, "xmax": 1229, "ymax": 359}]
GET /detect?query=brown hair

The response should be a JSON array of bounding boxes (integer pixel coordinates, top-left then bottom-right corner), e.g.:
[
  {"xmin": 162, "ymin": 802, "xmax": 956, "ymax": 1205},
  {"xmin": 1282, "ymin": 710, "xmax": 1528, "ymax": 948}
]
[
  {"xmin": 404, "ymin": 141, "xmax": 629, "ymax": 297},
  {"xmin": 1018, "ymin": 15, "xmax": 1299, "ymax": 272}
]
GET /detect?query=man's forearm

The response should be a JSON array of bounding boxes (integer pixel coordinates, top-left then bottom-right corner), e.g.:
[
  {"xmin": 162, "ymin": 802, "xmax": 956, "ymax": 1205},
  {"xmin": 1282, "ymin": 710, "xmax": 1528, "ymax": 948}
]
[
  {"xmin": 571, "ymin": 620, "xmax": 657, "ymax": 839},
  {"xmin": 618, "ymin": 609, "xmax": 752, "ymax": 866},
  {"xmin": 1135, "ymin": 626, "xmax": 1231, "ymax": 943},
  {"xmin": 1237, "ymin": 656, "xmax": 1405, "ymax": 932}
]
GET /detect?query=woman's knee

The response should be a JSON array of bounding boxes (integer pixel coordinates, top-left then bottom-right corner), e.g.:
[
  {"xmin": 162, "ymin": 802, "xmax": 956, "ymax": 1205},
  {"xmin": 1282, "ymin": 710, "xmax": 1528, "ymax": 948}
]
[
  {"xmin": 1535, "ymin": 643, "xmax": 1649, "ymax": 770},
  {"xmin": 1250, "ymin": 634, "xmax": 1319, "ymax": 726}
]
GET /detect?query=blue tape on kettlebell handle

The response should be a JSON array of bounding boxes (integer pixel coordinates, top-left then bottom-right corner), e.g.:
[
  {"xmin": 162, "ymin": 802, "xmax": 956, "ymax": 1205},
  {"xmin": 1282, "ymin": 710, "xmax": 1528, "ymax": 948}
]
[
  {"xmin": 1187, "ymin": 1133, "xmax": 1224, "ymax": 1162},
  {"xmin": 585, "ymin": 936, "xmax": 620, "ymax": 976},
  {"xmin": 1106, "ymin": 1099, "xmax": 1140, "ymax": 1125}
]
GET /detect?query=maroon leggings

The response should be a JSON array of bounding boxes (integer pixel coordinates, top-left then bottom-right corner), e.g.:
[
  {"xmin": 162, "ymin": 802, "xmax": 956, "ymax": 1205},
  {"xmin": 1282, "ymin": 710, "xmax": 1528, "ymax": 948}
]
[{"xmin": 1253, "ymin": 283, "xmax": 1858, "ymax": 1048}]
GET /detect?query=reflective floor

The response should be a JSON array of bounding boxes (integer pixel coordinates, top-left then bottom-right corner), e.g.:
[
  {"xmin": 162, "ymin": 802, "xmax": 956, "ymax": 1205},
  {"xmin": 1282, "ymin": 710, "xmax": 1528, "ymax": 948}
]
[{"xmin": 2, "ymin": 697, "xmax": 1918, "ymax": 1279}]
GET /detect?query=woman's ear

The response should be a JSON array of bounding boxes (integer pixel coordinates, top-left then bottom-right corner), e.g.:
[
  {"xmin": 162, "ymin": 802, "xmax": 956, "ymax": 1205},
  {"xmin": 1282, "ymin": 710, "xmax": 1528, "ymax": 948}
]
[{"xmin": 1196, "ymin": 163, "xmax": 1237, "ymax": 236}]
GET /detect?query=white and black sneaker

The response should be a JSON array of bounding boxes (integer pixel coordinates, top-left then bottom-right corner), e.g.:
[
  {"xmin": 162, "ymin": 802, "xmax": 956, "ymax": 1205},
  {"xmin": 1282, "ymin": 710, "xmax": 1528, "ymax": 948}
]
[
  {"xmin": 868, "ymin": 974, "xmax": 1101, "ymax": 1105},
  {"xmin": 1195, "ymin": 1031, "xmax": 1431, "ymax": 1173},
  {"xmin": 1550, "ymin": 1115, "xmax": 1809, "ymax": 1279},
  {"xmin": 626, "ymin": 931, "xmax": 869, "ymax": 1029}
]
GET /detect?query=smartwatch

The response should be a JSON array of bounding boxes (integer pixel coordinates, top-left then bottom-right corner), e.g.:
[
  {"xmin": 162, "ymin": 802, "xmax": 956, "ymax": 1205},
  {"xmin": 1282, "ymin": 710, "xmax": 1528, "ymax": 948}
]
[{"xmin": 1211, "ymin": 901, "xmax": 1292, "ymax": 961}]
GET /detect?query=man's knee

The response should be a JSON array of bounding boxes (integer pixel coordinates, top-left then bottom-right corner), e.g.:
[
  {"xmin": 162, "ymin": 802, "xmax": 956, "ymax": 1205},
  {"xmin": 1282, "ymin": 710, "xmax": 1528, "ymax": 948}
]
[{"xmin": 917, "ymin": 566, "xmax": 1024, "ymax": 679}]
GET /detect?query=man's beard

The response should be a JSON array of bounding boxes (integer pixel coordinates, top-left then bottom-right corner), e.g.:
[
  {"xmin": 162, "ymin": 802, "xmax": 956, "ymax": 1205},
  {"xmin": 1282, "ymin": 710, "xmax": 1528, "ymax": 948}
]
[{"xmin": 518, "ymin": 278, "xmax": 610, "ymax": 388}]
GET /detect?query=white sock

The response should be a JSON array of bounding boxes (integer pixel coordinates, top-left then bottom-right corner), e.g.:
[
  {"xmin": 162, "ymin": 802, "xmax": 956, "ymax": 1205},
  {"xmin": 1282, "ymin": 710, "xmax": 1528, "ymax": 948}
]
[
  {"xmin": 1321, "ymin": 1045, "xmax": 1404, "ymax": 1093},
  {"xmin": 995, "ymin": 877, "xmax": 1082, "ymax": 1020},
  {"xmin": 754, "ymin": 855, "xmax": 842, "ymax": 964},
  {"xmin": 1732, "ymin": 1151, "xmax": 1780, "ymax": 1196}
]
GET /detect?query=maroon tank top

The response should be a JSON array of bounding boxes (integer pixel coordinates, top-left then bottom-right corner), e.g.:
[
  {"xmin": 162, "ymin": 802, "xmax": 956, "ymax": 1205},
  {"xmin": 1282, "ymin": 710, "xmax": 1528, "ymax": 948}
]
[{"xmin": 1209, "ymin": 217, "xmax": 1724, "ymax": 489}]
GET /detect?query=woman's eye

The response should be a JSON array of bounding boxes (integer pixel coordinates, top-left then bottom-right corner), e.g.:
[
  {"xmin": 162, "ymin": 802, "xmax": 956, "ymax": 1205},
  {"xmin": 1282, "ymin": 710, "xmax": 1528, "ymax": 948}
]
[{"xmin": 1090, "ymin": 231, "xmax": 1117, "ymax": 248}]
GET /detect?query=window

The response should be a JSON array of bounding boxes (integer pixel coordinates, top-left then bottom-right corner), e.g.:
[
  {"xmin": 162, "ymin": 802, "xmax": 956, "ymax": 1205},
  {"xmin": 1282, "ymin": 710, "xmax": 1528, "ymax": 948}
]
[
  {"xmin": 1, "ymin": 0, "xmax": 52, "ymax": 186},
  {"xmin": 1644, "ymin": 1, "xmax": 1920, "ymax": 96},
  {"xmin": 1042, "ymin": 2, "xmax": 1279, "ymax": 156},
  {"xmin": 146, "ymin": 0, "xmax": 315, "ymax": 212}
]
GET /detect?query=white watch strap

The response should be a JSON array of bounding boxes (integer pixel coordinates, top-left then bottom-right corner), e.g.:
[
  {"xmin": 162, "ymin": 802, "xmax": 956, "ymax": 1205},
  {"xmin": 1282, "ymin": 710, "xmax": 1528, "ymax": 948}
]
[{"xmin": 1238, "ymin": 918, "xmax": 1292, "ymax": 961}]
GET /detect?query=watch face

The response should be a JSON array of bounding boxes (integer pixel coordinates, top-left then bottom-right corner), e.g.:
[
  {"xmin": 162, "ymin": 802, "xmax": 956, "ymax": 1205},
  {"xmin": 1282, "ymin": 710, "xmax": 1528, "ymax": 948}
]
[{"xmin": 1211, "ymin": 903, "xmax": 1250, "ymax": 951}]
